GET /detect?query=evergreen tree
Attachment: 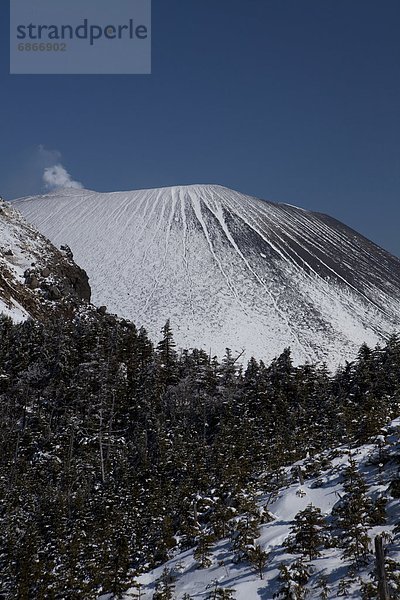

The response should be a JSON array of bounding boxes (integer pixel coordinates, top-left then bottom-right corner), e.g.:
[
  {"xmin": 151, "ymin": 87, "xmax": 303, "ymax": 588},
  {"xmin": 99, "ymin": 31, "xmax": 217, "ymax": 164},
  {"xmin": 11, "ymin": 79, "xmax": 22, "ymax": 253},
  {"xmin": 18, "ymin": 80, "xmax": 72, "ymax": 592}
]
[
  {"xmin": 389, "ymin": 471, "xmax": 400, "ymax": 498},
  {"xmin": 206, "ymin": 581, "xmax": 236, "ymax": 599},
  {"xmin": 1, "ymin": 308, "xmax": 400, "ymax": 597},
  {"xmin": 194, "ymin": 532, "xmax": 214, "ymax": 569},
  {"xmin": 369, "ymin": 495, "xmax": 387, "ymax": 526},
  {"xmin": 273, "ymin": 559, "xmax": 311, "ymax": 599},
  {"xmin": 131, "ymin": 581, "xmax": 145, "ymax": 599},
  {"xmin": 333, "ymin": 457, "xmax": 371, "ymax": 566},
  {"xmin": 247, "ymin": 543, "xmax": 269, "ymax": 579},
  {"xmin": 231, "ymin": 512, "xmax": 260, "ymax": 562},
  {"xmin": 156, "ymin": 320, "xmax": 178, "ymax": 389},
  {"xmin": 316, "ymin": 576, "xmax": 329, "ymax": 599},
  {"xmin": 153, "ymin": 567, "xmax": 175, "ymax": 600},
  {"xmin": 337, "ymin": 578, "xmax": 351, "ymax": 596},
  {"xmin": 285, "ymin": 504, "xmax": 328, "ymax": 561}
]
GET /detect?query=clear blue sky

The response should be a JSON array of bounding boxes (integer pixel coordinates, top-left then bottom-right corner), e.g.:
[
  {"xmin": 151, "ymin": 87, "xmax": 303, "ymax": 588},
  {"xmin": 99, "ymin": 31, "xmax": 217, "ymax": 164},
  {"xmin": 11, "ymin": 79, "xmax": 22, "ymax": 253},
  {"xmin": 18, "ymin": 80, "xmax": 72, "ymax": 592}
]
[{"xmin": 1, "ymin": 0, "xmax": 399, "ymax": 256}]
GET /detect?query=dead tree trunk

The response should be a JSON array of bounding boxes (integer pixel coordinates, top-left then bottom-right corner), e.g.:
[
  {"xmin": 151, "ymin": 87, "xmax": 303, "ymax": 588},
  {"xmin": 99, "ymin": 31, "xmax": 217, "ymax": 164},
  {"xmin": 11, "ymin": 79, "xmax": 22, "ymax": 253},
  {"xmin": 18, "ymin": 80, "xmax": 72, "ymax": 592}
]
[
  {"xmin": 375, "ymin": 535, "xmax": 390, "ymax": 600},
  {"xmin": 297, "ymin": 465, "xmax": 304, "ymax": 486}
]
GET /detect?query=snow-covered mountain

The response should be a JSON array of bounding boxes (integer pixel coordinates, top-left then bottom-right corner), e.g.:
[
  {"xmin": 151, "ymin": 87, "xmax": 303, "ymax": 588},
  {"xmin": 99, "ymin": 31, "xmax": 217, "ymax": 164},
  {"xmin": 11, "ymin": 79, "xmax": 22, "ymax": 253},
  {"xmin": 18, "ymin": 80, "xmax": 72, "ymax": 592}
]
[
  {"xmin": 14, "ymin": 185, "xmax": 400, "ymax": 366},
  {"xmin": 0, "ymin": 197, "xmax": 90, "ymax": 321}
]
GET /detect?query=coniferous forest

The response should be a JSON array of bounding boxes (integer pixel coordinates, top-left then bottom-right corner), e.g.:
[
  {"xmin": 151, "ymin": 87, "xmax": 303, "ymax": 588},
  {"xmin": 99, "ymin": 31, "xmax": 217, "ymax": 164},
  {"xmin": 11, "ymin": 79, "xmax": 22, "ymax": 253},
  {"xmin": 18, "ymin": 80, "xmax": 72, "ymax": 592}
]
[{"xmin": 1, "ymin": 309, "xmax": 400, "ymax": 598}]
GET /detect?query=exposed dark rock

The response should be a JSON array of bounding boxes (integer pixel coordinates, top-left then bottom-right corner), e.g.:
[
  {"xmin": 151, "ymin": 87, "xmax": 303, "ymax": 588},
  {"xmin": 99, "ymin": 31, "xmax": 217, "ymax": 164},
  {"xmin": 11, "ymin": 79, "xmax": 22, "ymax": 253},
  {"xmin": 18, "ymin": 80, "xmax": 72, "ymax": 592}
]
[
  {"xmin": 51, "ymin": 257, "xmax": 91, "ymax": 303},
  {"xmin": 60, "ymin": 244, "xmax": 74, "ymax": 260},
  {"xmin": 28, "ymin": 276, "xmax": 39, "ymax": 289},
  {"xmin": 48, "ymin": 285, "xmax": 62, "ymax": 300}
]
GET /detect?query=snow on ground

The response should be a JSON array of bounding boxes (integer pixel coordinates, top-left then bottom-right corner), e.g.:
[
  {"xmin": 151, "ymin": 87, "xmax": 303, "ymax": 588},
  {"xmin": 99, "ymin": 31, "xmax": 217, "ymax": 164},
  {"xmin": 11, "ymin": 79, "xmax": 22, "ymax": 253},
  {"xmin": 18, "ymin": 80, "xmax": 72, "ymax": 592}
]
[
  {"xmin": 0, "ymin": 296, "xmax": 28, "ymax": 322},
  {"xmin": 110, "ymin": 418, "xmax": 400, "ymax": 599},
  {"xmin": 14, "ymin": 185, "xmax": 400, "ymax": 369}
]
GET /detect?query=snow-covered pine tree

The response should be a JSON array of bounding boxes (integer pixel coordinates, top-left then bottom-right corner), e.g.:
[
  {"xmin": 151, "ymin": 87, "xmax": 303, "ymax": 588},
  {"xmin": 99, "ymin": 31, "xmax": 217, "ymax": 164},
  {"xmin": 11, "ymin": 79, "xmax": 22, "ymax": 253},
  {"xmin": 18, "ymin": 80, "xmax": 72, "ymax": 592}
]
[
  {"xmin": 273, "ymin": 559, "xmax": 311, "ymax": 599},
  {"xmin": 285, "ymin": 504, "xmax": 328, "ymax": 561},
  {"xmin": 316, "ymin": 575, "xmax": 329, "ymax": 599},
  {"xmin": 231, "ymin": 512, "xmax": 260, "ymax": 562},
  {"xmin": 194, "ymin": 532, "xmax": 215, "ymax": 569},
  {"xmin": 153, "ymin": 567, "xmax": 176, "ymax": 600},
  {"xmin": 333, "ymin": 457, "xmax": 372, "ymax": 566},
  {"xmin": 206, "ymin": 581, "xmax": 236, "ymax": 599},
  {"xmin": 247, "ymin": 543, "xmax": 269, "ymax": 579}
]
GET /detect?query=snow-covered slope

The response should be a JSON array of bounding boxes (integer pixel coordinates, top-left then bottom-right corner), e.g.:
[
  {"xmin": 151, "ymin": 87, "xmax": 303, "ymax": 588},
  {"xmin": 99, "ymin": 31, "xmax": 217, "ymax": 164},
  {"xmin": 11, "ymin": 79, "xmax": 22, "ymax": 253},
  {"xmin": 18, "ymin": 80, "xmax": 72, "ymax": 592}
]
[
  {"xmin": 0, "ymin": 197, "xmax": 90, "ymax": 321},
  {"xmin": 14, "ymin": 185, "xmax": 400, "ymax": 366},
  {"xmin": 109, "ymin": 418, "xmax": 400, "ymax": 600}
]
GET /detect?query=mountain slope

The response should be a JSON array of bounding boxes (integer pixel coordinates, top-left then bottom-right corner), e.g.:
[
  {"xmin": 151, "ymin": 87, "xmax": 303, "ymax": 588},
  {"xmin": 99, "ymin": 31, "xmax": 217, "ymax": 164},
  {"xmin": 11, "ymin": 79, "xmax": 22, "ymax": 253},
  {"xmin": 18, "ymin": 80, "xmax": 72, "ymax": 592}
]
[
  {"xmin": 14, "ymin": 185, "xmax": 400, "ymax": 366},
  {"xmin": 0, "ymin": 197, "xmax": 90, "ymax": 321},
  {"xmin": 112, "ymin": 418, "xmax": 400, "ymax": 600}
]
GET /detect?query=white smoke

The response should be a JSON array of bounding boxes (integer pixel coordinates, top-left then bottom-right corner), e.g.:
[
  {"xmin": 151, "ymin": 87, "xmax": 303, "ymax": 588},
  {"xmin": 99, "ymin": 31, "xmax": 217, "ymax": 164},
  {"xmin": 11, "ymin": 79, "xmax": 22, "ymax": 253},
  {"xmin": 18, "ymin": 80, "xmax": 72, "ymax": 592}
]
[{"xmin": 43, "ymin": 163, "xmax": 83, "ymax": 191}]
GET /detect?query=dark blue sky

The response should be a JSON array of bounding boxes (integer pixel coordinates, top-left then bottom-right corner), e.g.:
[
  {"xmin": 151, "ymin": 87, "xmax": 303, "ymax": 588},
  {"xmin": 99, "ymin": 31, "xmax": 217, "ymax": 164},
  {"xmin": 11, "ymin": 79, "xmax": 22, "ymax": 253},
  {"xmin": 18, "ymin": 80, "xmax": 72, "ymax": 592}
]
[{"xmin": 1, "ymin": 0, "xmax": 399, "ymax": 256}]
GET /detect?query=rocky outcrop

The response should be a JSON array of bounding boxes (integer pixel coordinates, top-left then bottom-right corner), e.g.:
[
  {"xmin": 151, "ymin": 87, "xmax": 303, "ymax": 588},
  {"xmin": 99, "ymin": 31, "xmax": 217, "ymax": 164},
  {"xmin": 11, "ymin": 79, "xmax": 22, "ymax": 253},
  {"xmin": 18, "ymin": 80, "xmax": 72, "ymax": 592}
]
[
  {"xmin": 0, "ymin": 199, "xmax": 91, "ymax": 321},
  {"xmin": 53, "ymin": 247, "xmax": 91, "ymax": 302}
]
